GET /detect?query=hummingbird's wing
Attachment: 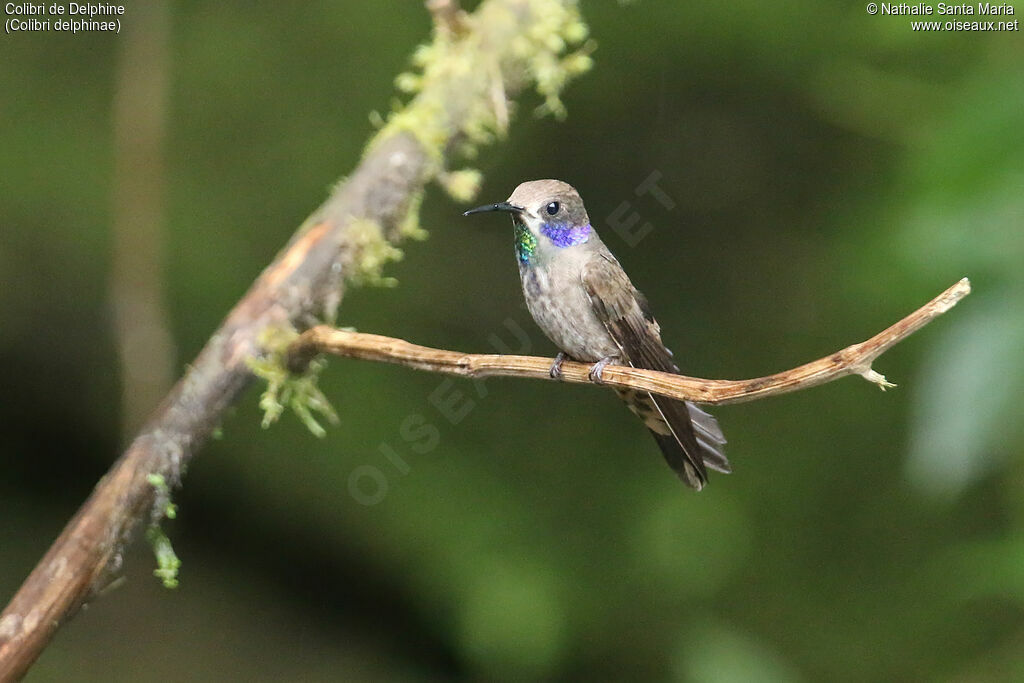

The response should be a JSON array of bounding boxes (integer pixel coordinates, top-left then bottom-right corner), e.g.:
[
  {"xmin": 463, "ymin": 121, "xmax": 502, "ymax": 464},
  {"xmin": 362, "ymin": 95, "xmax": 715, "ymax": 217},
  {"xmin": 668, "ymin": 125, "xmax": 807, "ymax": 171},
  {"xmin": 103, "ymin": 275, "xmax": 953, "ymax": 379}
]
[{"xmin": 582, "ymin": 252, "xmax": 728, "ymax": 489}]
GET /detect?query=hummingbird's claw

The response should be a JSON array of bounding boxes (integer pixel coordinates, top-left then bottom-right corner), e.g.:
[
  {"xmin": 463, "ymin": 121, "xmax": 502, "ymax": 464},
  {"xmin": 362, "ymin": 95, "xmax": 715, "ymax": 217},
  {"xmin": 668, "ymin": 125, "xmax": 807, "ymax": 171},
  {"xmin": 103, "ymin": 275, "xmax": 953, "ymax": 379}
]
[
  {"xmin": 588, "ymin": 357, "xmax": 614, "ymax": 384},
  {"xmin": 549, "ymin": 352, "xmax": 568, "ymax": 380}
]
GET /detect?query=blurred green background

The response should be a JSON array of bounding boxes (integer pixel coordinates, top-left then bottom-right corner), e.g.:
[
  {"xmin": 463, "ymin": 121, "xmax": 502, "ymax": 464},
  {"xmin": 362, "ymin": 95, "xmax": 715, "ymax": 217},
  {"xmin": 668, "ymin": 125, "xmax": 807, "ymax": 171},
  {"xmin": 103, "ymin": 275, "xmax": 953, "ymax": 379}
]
[{"xmin": 2, "ymin": 1, "xmax": 1022, "ymax": 680}]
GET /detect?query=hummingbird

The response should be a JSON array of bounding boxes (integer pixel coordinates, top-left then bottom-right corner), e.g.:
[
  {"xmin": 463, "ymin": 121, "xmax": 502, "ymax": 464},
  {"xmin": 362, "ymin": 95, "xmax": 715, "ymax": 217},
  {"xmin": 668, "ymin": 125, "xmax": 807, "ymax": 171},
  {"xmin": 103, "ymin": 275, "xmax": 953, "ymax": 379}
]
[{"xmin": 464, "ymin": 179, "xmax": 730, "ymax": 489}]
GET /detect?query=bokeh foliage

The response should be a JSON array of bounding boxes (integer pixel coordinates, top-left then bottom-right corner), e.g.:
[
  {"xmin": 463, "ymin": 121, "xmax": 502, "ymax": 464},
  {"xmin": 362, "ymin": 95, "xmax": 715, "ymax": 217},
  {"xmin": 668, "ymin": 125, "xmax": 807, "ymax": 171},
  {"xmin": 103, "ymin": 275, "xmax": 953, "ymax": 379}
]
[{"xmin": 1, "ymin": 1, "xmax": 1021, "ymax": 680}]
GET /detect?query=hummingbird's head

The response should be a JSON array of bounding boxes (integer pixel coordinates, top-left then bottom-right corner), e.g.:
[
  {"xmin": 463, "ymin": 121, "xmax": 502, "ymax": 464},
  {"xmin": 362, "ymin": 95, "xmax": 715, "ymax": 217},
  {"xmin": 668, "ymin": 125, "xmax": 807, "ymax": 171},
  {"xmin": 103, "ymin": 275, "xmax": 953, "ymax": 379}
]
[{"xmin": 464, "ymin": 179, "xmax": 593, "ymax": 265}]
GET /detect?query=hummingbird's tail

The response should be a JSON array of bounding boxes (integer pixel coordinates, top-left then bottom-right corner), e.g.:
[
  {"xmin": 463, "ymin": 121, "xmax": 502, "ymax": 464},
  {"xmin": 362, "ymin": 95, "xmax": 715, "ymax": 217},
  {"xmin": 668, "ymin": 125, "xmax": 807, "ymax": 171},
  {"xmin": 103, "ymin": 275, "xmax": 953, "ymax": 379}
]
[
  {"xmin": 684, "ymin": 402, "xmax": 730, "ymax": 473},
  {"xmin": 618, "ymin": 390, "xmax": 730, "ymax": 490}
]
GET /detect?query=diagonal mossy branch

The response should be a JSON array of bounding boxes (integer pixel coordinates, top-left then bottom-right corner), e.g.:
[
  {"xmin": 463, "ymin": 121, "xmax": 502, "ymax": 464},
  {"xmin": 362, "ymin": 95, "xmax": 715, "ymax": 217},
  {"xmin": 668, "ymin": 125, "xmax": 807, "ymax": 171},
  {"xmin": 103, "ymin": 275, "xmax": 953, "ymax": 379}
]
[{"xmin": 0, "ymin": 1, "xmax": 591, "ymax": 678}]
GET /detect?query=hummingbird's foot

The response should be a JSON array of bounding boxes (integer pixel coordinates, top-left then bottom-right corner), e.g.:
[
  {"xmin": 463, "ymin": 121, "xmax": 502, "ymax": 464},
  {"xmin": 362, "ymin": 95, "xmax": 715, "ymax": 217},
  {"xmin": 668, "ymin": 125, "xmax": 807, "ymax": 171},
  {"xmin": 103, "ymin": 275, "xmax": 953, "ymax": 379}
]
[
  {"xmin": 588, "ymin": 356, "xmax": 615, "ymax": 384},
  {"xmin": 549, "ymin": 351, "xmax": 569, "ymax": 380}
]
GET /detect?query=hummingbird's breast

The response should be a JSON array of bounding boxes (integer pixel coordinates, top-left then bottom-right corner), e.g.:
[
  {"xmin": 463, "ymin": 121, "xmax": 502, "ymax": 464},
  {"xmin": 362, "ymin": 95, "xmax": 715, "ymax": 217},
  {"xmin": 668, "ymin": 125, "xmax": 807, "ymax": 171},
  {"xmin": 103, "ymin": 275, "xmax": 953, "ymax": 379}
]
[{"xmin": 519, "ymin": 255, "xmax": 620, "ymax": 362}]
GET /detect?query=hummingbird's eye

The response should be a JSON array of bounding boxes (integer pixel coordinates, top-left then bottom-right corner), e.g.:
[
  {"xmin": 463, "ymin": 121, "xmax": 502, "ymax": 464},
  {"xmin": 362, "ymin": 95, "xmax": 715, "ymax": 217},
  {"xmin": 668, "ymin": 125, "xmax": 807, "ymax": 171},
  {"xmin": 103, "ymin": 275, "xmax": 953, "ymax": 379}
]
[{"xmin": 545, "ymin": 201, "xmax": 560, "ymax": 216}]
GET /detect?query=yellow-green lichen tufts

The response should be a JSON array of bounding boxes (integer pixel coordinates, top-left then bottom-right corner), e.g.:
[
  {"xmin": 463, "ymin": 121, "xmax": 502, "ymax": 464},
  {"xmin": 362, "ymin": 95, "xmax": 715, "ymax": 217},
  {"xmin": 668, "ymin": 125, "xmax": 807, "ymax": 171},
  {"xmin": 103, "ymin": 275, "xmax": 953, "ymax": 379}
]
[
  {"xmin": 346, "ymin": 218, "xmax": 404, "ymax": 288},
  {"xmin": 147, "ymin": 473, "xmax": 178, "ymax": 520},
  {"xmin": 516, "ymin": 1, "xmax": 594, "ymax": 118},
  {"xmin": 368, "ymin": 0, "xmax": 592, "ymax": 168},
  {"xmin": 399, "ymin": 191, "xmax": 429, "ymax": 241},
  {"xmin": 440, "ymin": 169, "xmax": 484, "ymax": 203},
  {"xmin": 394, "ymin": 71, "xmax": 423, "ymax": 95},
  {"xmin": 369, "ymin": 86, "xmax": 449, "ymax": 166},
  {"xmin": 146, "ymin": 525, "xmax": 181, "ymax": 589},
  {"xmin": 145, "ymin": 473, "xmax": 180, "ymax": 588},
  {"xmin": 249, "ymin": 326, "xmax": 340, "ymax": 438}
]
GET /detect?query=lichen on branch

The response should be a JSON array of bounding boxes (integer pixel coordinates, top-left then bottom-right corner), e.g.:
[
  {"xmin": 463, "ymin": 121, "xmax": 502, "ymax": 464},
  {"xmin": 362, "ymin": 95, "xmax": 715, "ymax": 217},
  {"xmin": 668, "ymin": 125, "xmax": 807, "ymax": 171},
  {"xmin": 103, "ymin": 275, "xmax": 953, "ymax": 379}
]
[
  {"xmin": 375, "ymin": 0, "xmax": 593, "ymax": 189},
  {"xmin": 250, "ymin": 326, "xmax": 339, "ymax": 438}
]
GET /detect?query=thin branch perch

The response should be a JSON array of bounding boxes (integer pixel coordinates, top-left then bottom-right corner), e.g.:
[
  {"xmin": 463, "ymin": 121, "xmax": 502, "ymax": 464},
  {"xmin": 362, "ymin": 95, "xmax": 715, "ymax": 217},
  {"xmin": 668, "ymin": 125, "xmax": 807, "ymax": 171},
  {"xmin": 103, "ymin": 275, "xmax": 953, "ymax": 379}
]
[{"xmin": 288, "ymin": 278, "xmax": 971, "ymax": 405}]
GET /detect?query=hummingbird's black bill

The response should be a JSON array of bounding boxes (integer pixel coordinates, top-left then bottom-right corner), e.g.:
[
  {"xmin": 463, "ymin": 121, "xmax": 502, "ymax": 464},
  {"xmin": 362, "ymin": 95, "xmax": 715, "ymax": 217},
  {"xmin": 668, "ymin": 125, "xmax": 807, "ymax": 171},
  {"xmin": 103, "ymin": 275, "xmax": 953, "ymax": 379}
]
[{"xmin": 462, "ymin": 202, "xmax": 524, "ymax": 217}]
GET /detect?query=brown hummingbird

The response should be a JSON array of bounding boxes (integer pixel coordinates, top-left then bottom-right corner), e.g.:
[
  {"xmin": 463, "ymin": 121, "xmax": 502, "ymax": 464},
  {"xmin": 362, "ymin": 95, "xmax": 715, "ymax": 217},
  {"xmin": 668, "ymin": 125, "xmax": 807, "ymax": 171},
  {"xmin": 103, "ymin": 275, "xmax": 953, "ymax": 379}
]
[{"xmin": 465, "ymin": 179, "xmax": 729, "ymax": 489}]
